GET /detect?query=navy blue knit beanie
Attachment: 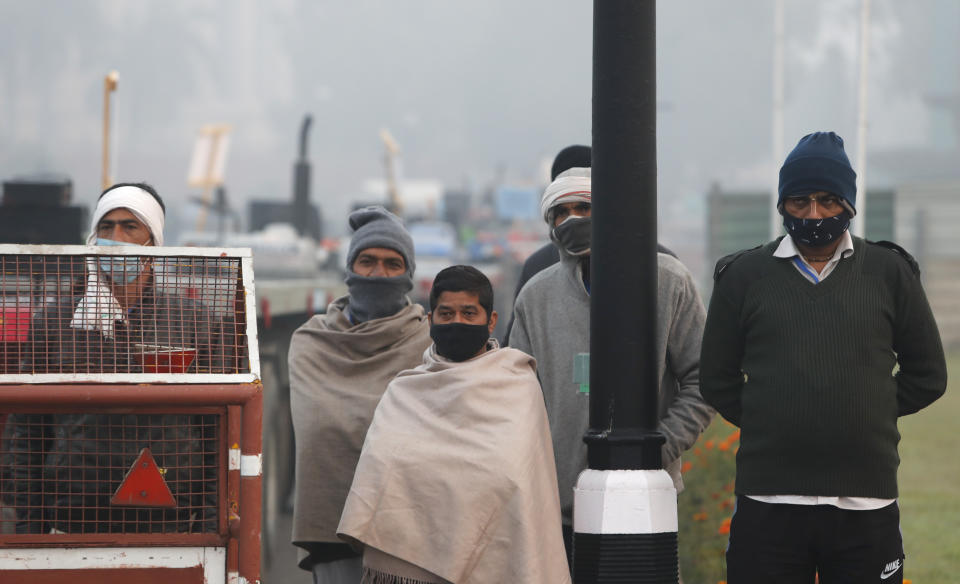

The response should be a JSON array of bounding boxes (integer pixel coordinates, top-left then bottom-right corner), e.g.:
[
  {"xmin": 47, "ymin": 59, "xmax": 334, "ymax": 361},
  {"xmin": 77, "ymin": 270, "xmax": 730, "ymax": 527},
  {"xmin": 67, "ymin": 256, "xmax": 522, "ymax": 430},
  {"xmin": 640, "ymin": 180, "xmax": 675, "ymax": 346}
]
[{"xmin": 778, "ymin": 131, "xmax": 857, "ymax": 216}]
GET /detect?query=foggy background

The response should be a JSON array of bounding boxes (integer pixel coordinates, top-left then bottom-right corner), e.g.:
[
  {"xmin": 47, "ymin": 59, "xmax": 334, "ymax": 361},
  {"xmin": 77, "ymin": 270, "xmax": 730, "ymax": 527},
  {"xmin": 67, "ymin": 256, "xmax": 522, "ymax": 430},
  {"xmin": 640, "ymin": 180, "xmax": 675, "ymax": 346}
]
[
  {"xmin": 3, "ymin": 3, "xmax": 959, "ymax": 581},
  {"xmin": 1, "ymin": 0, "xmax": 958, "ymax": 281}
]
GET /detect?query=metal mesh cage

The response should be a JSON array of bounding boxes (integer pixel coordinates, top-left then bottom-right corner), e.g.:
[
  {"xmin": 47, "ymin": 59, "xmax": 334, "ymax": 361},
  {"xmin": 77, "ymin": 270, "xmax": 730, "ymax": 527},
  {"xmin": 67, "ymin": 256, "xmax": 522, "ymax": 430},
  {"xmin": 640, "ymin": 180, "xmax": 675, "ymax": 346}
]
[
  {"xmin": 0, "ymin": 247, "xmax": 256, "ymax": 379},
  {"xmin": 0, "ymin": 410, "xmax": 221, "ymax": 535}
]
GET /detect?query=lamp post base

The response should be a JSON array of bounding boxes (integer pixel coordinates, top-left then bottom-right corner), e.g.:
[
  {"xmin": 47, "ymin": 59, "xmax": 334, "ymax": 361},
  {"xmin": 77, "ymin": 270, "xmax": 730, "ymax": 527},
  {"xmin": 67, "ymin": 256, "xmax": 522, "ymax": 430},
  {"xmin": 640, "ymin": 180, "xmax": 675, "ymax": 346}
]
[{"xmin": 573, "ymin": 469, "xmax": 678, "ymax": 584}]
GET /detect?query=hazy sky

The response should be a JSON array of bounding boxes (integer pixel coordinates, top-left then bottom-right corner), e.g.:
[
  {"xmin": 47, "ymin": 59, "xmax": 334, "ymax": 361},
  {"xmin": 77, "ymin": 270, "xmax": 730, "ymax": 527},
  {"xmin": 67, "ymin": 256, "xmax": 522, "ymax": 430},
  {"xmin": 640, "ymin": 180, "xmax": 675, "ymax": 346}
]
[{"xmin": 2, "ymin": 0, "xmax": 957, "ymax": 258}]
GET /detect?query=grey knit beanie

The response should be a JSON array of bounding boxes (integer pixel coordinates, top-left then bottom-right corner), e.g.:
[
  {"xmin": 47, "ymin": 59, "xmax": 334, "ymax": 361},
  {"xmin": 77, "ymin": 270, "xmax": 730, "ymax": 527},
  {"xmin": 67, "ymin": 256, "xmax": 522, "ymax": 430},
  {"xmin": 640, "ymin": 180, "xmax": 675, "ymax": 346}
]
[{"xmin": 346, "ymin": 206, "xmax": 415, "ymax": 275}]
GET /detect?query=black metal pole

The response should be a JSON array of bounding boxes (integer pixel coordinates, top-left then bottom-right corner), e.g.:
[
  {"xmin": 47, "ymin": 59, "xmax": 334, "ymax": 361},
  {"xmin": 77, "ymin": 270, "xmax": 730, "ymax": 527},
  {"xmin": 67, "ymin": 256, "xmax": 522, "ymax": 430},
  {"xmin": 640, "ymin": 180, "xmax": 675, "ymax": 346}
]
[
  {"xmin": 586, "ymin": 0, "xmax": 664, "ymax": 471},
  {"xmin": 574, "ymin": 3, "xmax": 677, "ymax": 582}
]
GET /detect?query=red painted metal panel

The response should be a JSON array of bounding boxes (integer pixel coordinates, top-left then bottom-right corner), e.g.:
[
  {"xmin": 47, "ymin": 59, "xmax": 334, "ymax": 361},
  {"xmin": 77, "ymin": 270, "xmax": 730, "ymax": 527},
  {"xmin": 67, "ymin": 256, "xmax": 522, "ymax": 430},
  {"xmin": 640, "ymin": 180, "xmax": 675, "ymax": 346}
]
[
  {"xmin": 239, "ymin": 390, "xmax": 263, "ymax": 582},
  {"xmin": 0, "ymin": 566, "xmax": 204, "ymax": 583},
  {"xmin": 0, "ymin": 308, "xmax": 31, "ymax": 342},
  {"xmin": 0, "ymin": 384, "xmax": 260, "ymax": 405},
  {"xmin": 0, "ymin": 383, "xmax": 261, "ymax": 581}
]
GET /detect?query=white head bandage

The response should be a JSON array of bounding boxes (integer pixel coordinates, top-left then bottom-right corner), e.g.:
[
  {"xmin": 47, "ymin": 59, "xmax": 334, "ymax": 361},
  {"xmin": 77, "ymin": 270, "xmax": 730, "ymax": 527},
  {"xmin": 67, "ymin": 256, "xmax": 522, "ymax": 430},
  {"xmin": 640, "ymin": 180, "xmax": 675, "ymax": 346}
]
[
  {"xmin": 87, "ymin": 185, "xmax": 165, "ymax": 245},
  {"xmin": 540, "ymin": 167, "xmax": 591, "ymax": 224}
]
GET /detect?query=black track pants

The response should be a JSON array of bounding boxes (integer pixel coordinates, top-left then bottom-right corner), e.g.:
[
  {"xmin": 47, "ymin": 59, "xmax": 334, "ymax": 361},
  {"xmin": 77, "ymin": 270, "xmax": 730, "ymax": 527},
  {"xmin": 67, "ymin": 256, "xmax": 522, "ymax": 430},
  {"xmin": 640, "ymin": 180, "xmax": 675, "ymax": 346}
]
[{"xmin": 725, "ymin": 496, "xmax": 904, "ymax": 584}]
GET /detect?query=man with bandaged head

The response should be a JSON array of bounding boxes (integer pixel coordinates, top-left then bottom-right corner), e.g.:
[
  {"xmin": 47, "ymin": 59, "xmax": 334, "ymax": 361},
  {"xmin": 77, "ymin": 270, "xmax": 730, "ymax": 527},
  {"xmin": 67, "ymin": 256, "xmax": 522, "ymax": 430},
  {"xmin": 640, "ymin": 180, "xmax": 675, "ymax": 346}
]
[
  {"xmin": 509, "ymin": 168, "xmax": 714, "ymax": 563},
  {"xmin": 17, "ymin": 182, "xmax": 230, "ymax": 371},
  {"xmin": 5, "ymin": 182, "xmax": 225, "ymax": 534},
  {"xmin": 505, "ymin": 144, "xmax": 676, "ymax": 343},
  {"xmin": 289, "ymin": 206, "xmax": 431, "ymax": 583}
]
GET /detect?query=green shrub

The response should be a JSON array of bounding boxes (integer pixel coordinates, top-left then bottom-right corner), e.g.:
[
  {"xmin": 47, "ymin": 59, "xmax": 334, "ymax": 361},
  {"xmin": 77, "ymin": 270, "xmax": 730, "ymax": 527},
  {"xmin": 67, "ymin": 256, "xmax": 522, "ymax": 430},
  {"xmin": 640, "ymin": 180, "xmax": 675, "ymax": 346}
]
[{"xmin": 678, "ymin": 418, "xmax": 738, "ymax": 584}]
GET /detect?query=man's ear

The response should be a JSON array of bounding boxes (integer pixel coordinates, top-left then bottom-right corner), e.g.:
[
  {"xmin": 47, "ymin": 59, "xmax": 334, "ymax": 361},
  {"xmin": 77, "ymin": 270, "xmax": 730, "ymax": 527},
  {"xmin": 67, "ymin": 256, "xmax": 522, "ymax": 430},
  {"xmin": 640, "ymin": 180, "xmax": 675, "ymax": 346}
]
[
  {"xmin": 427, "ymin": 311, "xmax": 433, "ymax": 325},
  {"xmin": 487, "ymin": 310, "xmax": 498, "ymax": 335}
]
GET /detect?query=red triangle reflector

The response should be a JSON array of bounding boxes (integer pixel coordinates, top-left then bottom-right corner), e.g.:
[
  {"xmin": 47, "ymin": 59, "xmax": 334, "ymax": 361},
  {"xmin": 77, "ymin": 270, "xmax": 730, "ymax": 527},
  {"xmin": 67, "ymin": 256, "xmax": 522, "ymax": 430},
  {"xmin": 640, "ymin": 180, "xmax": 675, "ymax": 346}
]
[{"xmin": 110, "ymin": 447, "xmax": 177, "ymax": 508}]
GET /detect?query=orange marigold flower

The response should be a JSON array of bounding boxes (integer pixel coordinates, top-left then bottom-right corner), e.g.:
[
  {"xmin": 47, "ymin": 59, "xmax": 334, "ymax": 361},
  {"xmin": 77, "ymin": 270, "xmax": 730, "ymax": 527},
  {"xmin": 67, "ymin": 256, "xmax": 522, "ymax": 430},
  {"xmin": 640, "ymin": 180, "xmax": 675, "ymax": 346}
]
[
  {"xmin": 692, "ymin": 511, "xmax": 708, "ymax": 521},
  {"xmin": 718, "ymin": 517, "xmax": 732, "ymax": 534},
  {"xmin": 719, "ymin": 442, "xmax": 731, "ymax": 451},
  {"xmin": 727, "ymin": 429, "xmax": 741, "ymax": 442},
  {"xmin": 705, "ymin": 440, "xmax": 715, "ymax": 450},
  {"xmin": 681, "ymin": 461, "xmax": 693, "ymax": 473},
  {"xmin": 694, "ymin": 447, "xmax": 703, "ymax": 456},
  {"xmin": 719, "ymin": 499, "xmax": 734, "ymax": 510}
]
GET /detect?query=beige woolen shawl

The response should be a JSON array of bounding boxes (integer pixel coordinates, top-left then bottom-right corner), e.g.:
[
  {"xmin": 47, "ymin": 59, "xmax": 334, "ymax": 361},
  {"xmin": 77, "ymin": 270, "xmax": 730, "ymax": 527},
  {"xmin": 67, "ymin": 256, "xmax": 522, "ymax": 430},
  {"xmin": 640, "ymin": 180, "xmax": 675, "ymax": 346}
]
[
  {"xmin": 338, "ymin": 344, "xmax": 571, "ymax": 584},
  {"xmin": 290, "ymin": 295, "xmax": 431, "ymax": 567}
]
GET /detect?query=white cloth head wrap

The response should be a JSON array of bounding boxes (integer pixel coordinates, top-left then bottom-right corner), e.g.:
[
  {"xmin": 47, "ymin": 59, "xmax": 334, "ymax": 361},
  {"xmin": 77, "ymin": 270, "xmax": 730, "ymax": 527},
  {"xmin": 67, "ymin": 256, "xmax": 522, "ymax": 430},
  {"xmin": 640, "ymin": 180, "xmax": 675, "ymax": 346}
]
[
  {"xmin": 539, "ymin": 167, "xmax": 591, "ymax": 224},
  {"xmin": 86, "ymin": 185, "xmax": 165, "ymax": 245},
  {"xmin": 71, "ymin": 186, "xmax": 165, "ymax": 338}
]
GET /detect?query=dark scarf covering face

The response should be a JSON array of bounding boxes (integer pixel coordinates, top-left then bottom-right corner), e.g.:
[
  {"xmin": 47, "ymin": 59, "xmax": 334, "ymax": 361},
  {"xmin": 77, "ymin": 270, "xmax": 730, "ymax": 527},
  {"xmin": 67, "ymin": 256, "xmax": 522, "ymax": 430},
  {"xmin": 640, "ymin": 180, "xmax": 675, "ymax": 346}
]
[{"xmin": 345, "ymin": 273, "xmax": 414, "ymax": 323}]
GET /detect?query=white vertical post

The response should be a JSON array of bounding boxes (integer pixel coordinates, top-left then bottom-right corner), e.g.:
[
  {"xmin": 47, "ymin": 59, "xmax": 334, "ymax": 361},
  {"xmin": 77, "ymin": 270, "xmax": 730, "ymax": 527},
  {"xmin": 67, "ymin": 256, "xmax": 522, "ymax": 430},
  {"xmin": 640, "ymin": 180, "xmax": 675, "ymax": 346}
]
[
  {"xmin": 853, "ymin": 0, "xmax": 872, "ymax": 237},
  {"xmin": 771, "ymin": 0, "xmax": 785, "ymax": 240},
  {"xmin": 101, "ymin": 71, "xmax": 119, "ymax": 191}
]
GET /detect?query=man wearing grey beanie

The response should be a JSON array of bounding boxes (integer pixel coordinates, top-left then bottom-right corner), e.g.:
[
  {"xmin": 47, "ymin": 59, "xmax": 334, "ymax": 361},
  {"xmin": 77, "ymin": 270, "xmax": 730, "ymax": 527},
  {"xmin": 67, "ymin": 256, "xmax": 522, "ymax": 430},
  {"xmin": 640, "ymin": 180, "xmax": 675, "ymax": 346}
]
[{"xmin": 288, "ymin": 206, "xmax": 431, "ymax": 583}]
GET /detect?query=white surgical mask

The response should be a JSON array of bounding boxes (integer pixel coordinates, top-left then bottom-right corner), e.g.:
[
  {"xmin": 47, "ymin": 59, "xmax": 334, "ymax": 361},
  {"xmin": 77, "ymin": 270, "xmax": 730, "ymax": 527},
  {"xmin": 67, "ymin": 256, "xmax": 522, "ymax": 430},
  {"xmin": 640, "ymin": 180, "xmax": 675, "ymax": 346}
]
[{"xmin": 96, "ymin": 238, "xmax": 145, "ymax": 285}]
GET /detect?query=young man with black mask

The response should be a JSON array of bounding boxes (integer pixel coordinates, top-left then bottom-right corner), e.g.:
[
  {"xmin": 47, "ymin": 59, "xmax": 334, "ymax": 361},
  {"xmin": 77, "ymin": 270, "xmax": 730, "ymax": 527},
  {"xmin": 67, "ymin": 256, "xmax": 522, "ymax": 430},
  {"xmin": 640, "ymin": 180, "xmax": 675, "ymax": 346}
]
[
  {"xmin": 509, "ymin": 167, "xmax": 715, "ymax": 564},
  {"xmin": 289, "ymin": 206, "xmax": 432, "ymax": 583},
  {"xmin": 338, "ymin": 266, "xmax": 570, "ymax": 584},
  {"xmin": 701, "ymin": 131, "xmax": 947, "ymax": 583}
]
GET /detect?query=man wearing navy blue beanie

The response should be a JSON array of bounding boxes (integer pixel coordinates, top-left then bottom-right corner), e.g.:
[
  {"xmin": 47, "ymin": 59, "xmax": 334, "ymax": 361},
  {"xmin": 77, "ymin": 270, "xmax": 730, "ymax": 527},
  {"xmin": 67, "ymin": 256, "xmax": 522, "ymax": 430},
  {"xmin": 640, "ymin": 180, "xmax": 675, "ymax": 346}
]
[{"xmin": 700, "ymin": 131, "xmax": 947, "ymax": 583}]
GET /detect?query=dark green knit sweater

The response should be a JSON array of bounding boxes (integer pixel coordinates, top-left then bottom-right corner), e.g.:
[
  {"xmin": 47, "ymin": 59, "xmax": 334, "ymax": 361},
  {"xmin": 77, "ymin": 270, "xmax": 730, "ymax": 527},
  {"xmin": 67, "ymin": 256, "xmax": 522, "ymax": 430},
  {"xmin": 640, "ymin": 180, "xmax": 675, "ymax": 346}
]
[{"xmin": 701, "ymin": 237, "xmax": 947, "ymax": 499}]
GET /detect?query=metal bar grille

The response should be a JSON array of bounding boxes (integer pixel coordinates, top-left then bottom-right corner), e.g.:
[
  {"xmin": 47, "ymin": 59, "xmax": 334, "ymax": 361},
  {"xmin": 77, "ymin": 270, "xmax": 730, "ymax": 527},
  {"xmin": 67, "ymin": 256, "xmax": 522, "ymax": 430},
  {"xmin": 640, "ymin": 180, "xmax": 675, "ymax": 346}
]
[
  {"xmin": 0, "ymin": 410, "xmax": 221, "ymax": 536},
  {"xmin": 0, "ymin": 248, "xmax": 253, "ymax": 378}
]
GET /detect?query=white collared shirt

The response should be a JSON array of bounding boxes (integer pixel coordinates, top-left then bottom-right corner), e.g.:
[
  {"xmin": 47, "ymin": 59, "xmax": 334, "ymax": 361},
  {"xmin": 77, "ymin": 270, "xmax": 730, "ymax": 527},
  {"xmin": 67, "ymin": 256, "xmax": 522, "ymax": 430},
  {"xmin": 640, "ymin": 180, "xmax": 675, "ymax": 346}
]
[
  {"xmin": 750, "ymin": 230, "xmax": 895, "ymax": 511},
  {"xmin": 772, "ymin": 230, "xmax": 854, "ymax": 283}
]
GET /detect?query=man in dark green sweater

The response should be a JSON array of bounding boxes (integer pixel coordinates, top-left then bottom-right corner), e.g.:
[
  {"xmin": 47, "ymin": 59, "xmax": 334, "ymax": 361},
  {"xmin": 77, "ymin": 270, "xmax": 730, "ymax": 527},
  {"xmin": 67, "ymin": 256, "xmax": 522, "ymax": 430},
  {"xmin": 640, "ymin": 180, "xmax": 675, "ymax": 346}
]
[{"xmin": 701, "ymin": 131, "xmax": 947, "ymax": 584}]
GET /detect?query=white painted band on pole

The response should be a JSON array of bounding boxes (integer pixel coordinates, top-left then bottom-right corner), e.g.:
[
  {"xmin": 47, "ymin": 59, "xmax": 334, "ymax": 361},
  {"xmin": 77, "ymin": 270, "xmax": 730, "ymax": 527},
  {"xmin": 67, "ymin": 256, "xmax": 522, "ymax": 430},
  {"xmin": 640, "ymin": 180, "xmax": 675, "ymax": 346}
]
[
  {"xmin": 573, "ymin": 469, "xmax": 678, "ymax": 535},
  {"xmin": 240, "ymin": 453, "xmax": 263, "ymax": 477}
]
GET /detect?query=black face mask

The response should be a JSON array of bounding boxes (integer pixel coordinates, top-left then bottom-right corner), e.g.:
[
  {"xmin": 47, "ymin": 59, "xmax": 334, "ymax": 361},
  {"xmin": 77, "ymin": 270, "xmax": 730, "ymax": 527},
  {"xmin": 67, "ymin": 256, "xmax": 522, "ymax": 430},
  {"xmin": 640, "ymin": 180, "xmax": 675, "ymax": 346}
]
[
  {"xmin": 551, "ymin": 215, "xmax": 591, "ymax": 256},
  {"xmin": 782, "ymin": 210, "xmax": 851, "ymax": 248},
  {"xmin": 430, "ymin": 322, "xmax": 490, "ymax": 362}
]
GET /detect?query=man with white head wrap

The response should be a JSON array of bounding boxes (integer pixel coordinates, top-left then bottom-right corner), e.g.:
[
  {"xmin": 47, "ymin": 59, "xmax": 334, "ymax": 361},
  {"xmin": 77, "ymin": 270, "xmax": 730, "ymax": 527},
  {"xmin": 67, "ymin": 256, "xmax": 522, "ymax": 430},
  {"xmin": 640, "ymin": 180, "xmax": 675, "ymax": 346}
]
[
  {"xmin": 70, "ymin": 183, "xmax": 167, "ymax": 338},
  {"xmin": 5, "ymin": 182, "xmax": 230, "ymax": 535},
  {"xmin": 504, "ymin": 145, "xmax": 677, "ymax": 343},
  {"xmin": 508, "ymin": 168, "xmax": 715, "ymax": 566}
]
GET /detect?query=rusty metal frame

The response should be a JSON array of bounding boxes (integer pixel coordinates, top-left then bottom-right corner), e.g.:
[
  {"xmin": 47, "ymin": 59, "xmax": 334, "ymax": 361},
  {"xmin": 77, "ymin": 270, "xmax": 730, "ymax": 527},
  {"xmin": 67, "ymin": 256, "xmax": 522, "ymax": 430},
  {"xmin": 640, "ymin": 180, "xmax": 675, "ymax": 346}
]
[
  {"xmin": 0, "ymin": 244, "xmax": 260, "ymax": 384},
  {"xmin": 0, "ymin": 383, "xmax": 262, "ymax": 583}
]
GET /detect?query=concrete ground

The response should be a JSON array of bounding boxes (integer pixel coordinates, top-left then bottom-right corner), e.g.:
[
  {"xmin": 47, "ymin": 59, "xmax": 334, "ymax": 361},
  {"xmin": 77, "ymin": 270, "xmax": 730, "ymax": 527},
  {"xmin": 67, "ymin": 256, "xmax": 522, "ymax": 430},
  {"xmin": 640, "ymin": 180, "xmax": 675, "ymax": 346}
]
[{"xmin": 262, "ymin": 510, "xmax": 312, "ymax": 584}]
